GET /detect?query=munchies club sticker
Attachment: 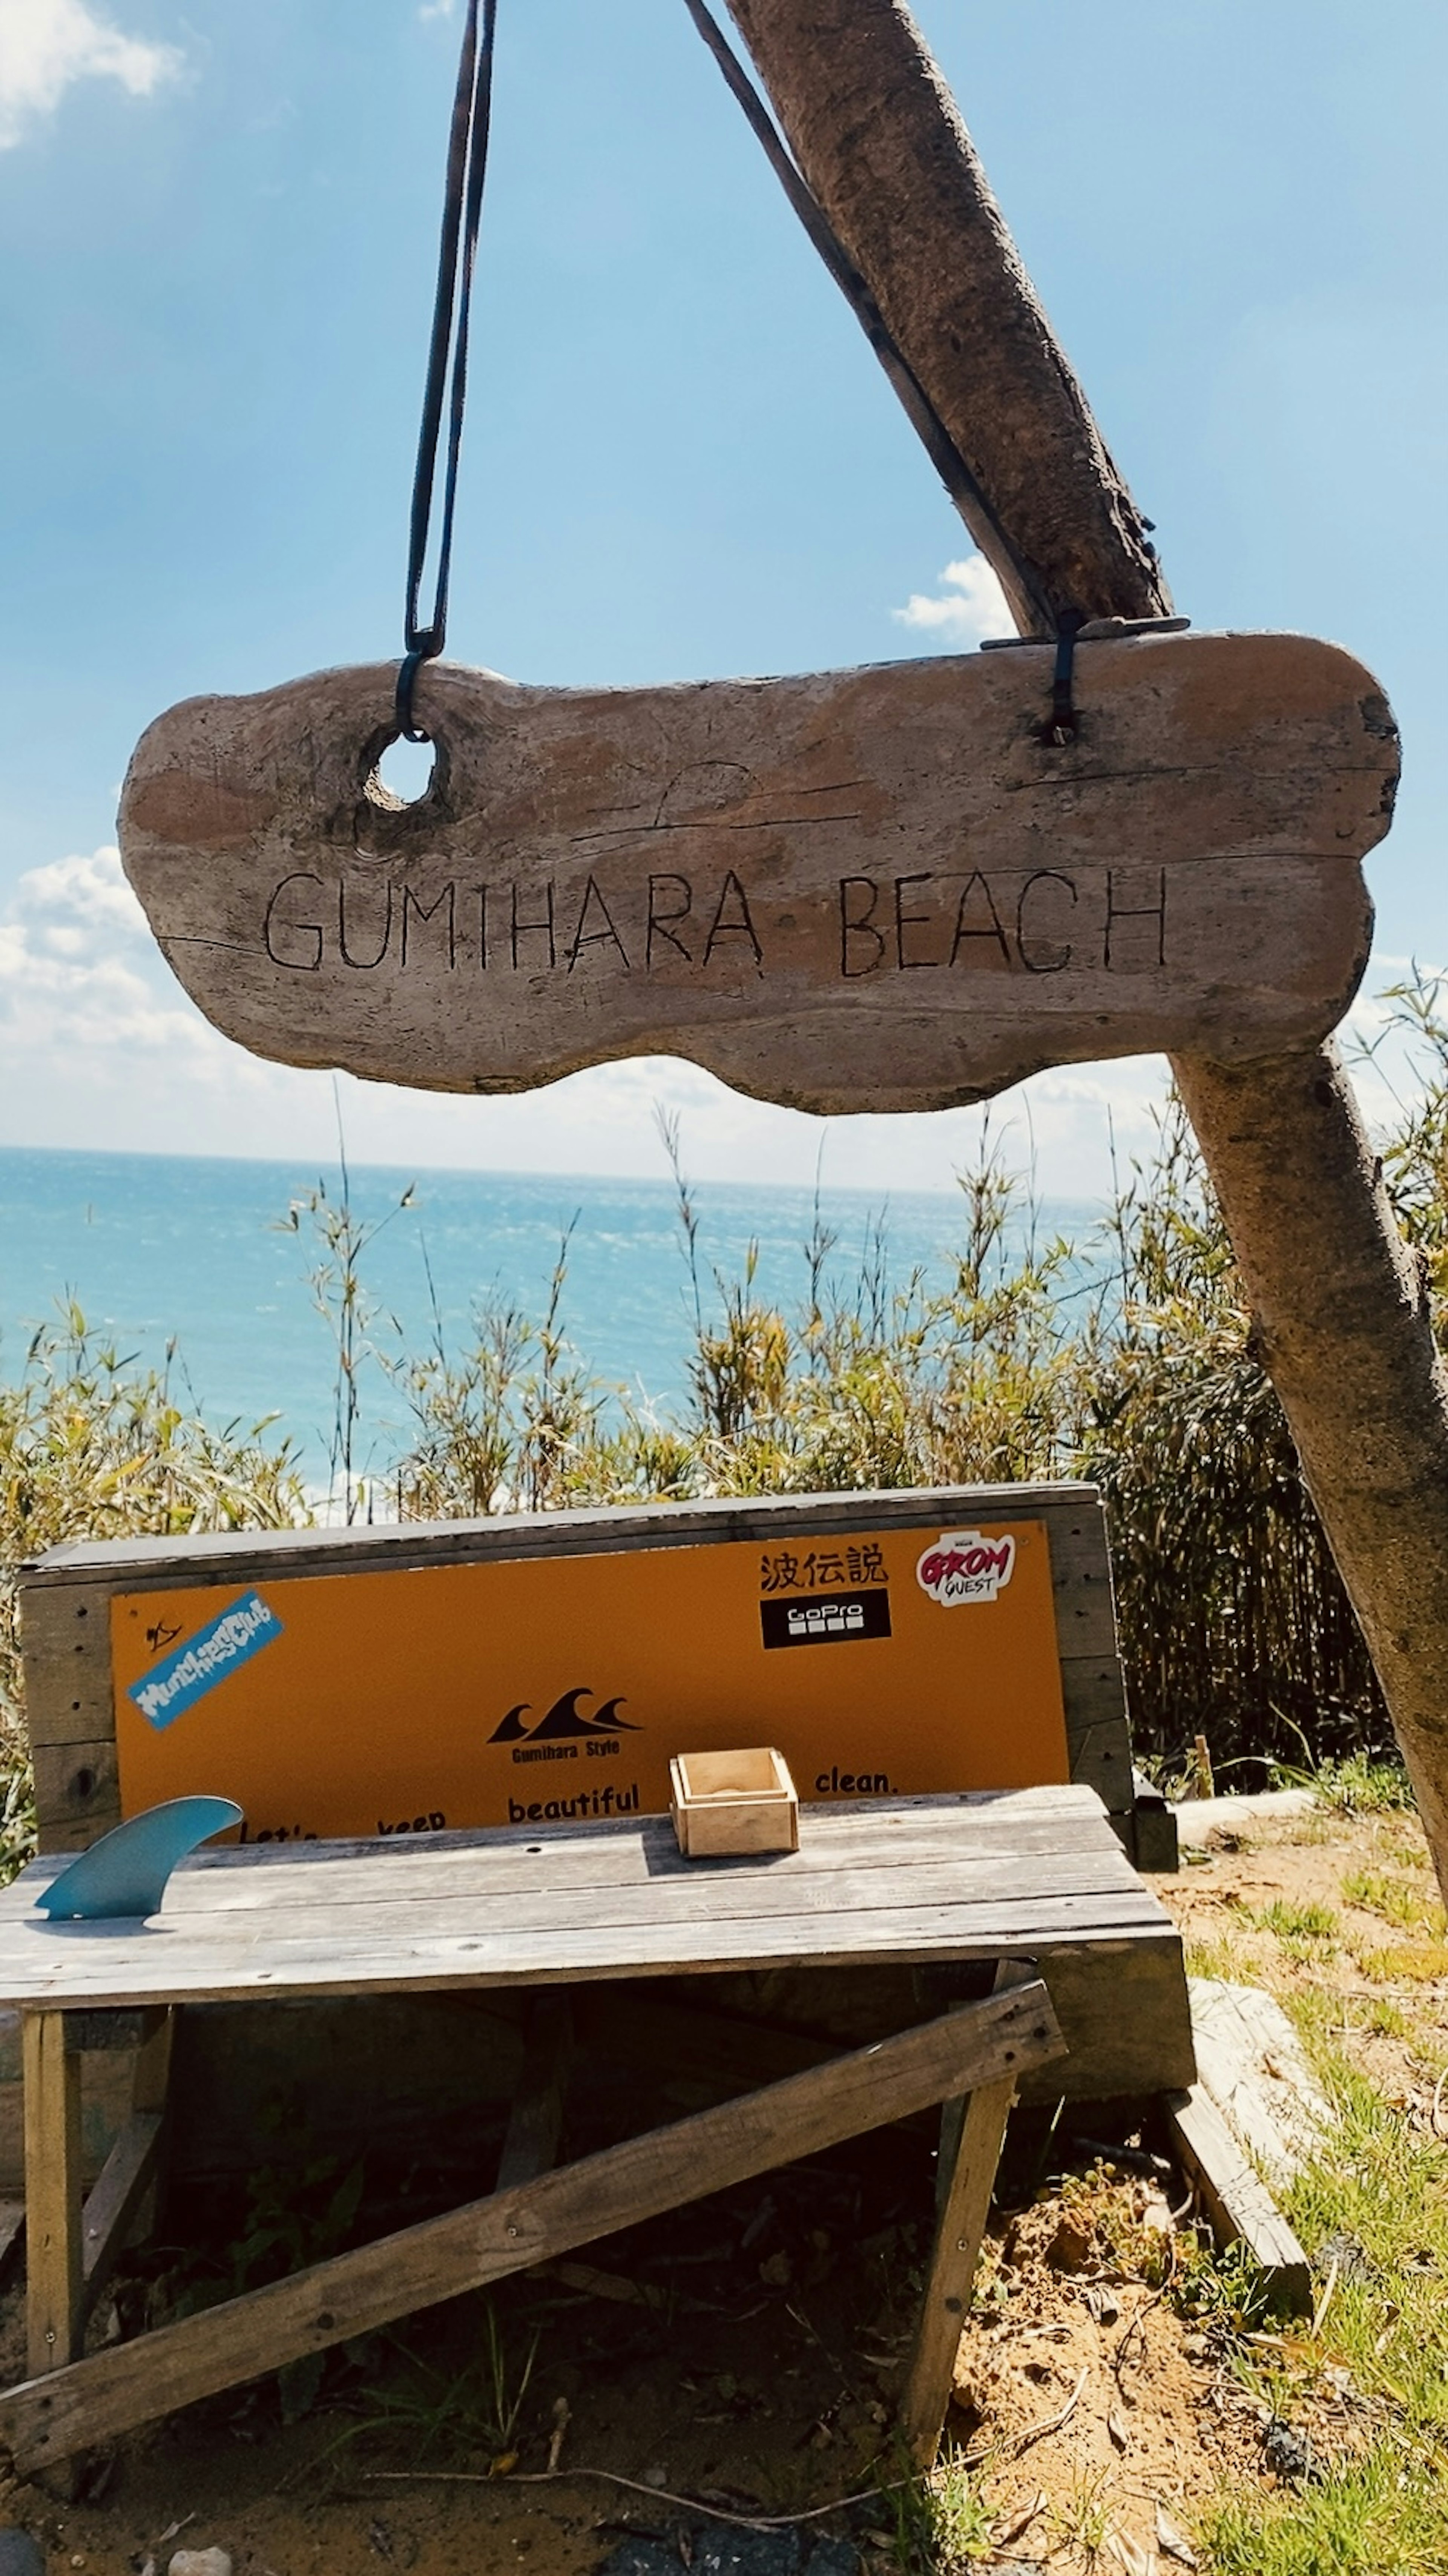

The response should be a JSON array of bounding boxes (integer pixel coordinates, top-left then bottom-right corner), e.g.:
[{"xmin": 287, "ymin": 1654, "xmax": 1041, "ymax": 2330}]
[
  {"xmin": 127, "ymin": 1590, "xmax": 283, "ymax": 1730},
  {"xmin": 916, "ymin": 1530, "xmax": 1017, "ymax": 1607}
]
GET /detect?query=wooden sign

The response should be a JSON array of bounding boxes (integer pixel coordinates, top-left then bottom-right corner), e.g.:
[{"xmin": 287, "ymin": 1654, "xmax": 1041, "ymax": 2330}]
[{"xmin": 118, "ymin": 631, "xmax": 1396, "ymax": 1111}]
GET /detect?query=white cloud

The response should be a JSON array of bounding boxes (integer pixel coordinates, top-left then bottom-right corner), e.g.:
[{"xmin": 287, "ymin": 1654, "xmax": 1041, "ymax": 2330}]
[
  {"xmin": 0, "ymin": 0, "xmax": 179, "ymax": 150},
  {"xmin": 0, "ymin": 844, "xmax": 231, "ymax": 1066},
  {"xmin": 891, "ymin": 554, "xmax": 1014, "ymax": 648}
]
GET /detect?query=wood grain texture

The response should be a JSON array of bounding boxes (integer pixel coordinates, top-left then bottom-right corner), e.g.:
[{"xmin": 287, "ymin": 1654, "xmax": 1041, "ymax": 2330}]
[
  {"xmin": 117, "ymin": 634, "xmax": 1391, "ymax": 1113},
  {"xmin": 23, "ymin": 2013, "xmax": 81, "ymax": 2377},
  {"xmin": 1165, "ymin": 2082, "xmax": 1311, "ymax": 2317},
  {"xmin": 715, "ymin": 0, "xmax": 1447, "ymax": 1911},
  {"xmin": 1188, "ymin": 1978, "xmax": 1332, "ymax": 2190},
  {"xmin": 0, "ymin": 1983, "xmax": 1062, "ymax": 2469},
  {"xmin": 723, "ymin": 0, "xmax": 1169, "ymax": 636},
  {"xmin": 0, "ymin": 1794, "xmax": 1182, "ymax": 2014},
  {"xmin": 899, "ymin": 2072, "xmax": 1014, "ymax": 2460},
  {"xmin": 78, "ymin": 2111, "xmax": 164, "ymax": 2323}
]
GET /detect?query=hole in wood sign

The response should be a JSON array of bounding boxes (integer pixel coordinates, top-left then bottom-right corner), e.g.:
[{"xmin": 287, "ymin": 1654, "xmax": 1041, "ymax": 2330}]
[{"xmin": 117, "ymin": 629, "xmax": 1396, "ymax": 1113}]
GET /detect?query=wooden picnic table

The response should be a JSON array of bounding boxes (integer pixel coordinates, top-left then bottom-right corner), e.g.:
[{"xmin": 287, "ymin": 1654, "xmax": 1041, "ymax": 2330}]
[{"xmin": 0, "ymin": 1787, "xmax": 1184, "ymax": 2478}]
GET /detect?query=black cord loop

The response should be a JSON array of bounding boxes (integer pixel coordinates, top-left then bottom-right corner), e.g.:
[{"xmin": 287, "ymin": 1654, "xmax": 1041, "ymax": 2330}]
[
  {"xmin": 1041, "ymin": 608, "xmax": 1086, "ymax": 745},
  {"xmin": 396, "ymin": 0, "xmax": 499, "ymax": 745}
]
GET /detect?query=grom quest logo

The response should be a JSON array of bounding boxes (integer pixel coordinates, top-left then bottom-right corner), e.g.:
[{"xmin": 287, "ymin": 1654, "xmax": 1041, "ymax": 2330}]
[{"xmin": 916, "ymin": 1530, "xmax": 1017, "ymax": 1606}]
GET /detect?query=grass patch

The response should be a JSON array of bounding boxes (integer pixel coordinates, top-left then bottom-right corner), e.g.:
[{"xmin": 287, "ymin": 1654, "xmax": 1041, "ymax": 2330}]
[
  {"xmin": 1341, "ymin": 1870, "xmax": 1446, "ymax": 1936},
  {"xmin": 1353, "ymin": 1941, "xmax": 1448, "ymax": 1985},
  {"xmin": 1203, "ymin": 2449, "xmax": 1448, "ymax": 2576},
  {"xmin": 1251, "ymin": 1898, "xmax": 1340, "ymax": 1961},
  {"xmin": 1302, "ymin": 1754, "xmax": 1416, "ymax": 1817},
  {"xmin": 1193, "ymin": 2016, "xmax": 1448, "ymax": 2574}
]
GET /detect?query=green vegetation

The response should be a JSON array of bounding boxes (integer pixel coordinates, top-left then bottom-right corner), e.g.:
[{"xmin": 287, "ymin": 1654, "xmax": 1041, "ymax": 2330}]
[
  {"xmin": 1195, "ymin": 2047, "xmax": 1448, "ymax": 2576},
  {"xmin": 0, "ymin": 1309, "xmax": 307, "ymax": 1874}
]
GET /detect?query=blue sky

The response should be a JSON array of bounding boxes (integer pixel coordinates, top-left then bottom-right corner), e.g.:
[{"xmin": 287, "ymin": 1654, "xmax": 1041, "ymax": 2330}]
[{"xmin": 0, "ymin": 0, "xmax": 1443, "ymax": 1194}]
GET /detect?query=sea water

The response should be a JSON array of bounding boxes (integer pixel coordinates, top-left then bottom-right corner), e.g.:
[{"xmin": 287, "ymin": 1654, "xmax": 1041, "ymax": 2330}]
[{"xmin": 0, "ymin": 1144, "xmax": 1100, "ymax": 1489}]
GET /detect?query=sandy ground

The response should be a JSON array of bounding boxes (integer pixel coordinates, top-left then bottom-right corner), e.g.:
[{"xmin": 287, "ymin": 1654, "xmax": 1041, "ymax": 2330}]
[{"xmin": 0, "ymin": 1796, "xmax": 1441, "ymax": 2576}]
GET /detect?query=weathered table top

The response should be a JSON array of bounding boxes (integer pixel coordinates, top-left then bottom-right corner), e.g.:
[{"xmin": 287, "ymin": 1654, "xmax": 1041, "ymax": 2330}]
[{"xmin": 0, "ymin": 1787, "xmax": 1178, "ymax": 2011}]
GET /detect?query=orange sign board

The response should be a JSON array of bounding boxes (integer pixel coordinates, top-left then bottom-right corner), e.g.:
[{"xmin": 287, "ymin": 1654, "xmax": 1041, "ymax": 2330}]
[{"xmin": 110, "ymin": 1519, "xmax": 1068, "ymax": 1843}]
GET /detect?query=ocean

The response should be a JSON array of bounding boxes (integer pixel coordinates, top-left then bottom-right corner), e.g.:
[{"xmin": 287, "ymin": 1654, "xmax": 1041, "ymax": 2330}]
[{"xmin": 0, "ymin": 1144, "xmax": 1100, "ymax": 1491}]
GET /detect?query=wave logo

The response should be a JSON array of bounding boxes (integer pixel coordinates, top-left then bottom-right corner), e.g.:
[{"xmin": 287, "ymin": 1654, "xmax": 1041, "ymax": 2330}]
[
  {"xmin": 916, "ymin": 1530, "xmax": 1016, "ymax": 1607},
  {"xmin": 488, "ymin": 1687, "xmax": 640, "ymax": 1757}
]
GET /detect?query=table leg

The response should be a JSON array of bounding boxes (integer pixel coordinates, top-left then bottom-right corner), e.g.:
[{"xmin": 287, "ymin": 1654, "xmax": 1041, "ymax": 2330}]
[
  {"xmin": 898, "ymin": 2069, "xmax": 1016, "ymax": 2467},
  {"xmin": 497, "ymin": 1992, "xmax": 572, "ymax": 2192},
  {"xmin": 23, "ymin": 2011, "xmax": 82, "ymax": 2379}
]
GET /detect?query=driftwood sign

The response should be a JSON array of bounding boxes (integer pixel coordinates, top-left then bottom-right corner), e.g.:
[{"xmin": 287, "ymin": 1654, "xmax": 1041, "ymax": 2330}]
[{"xmin": 118, "ymin": 630, "xmax": 1396, "ymax": 1113}]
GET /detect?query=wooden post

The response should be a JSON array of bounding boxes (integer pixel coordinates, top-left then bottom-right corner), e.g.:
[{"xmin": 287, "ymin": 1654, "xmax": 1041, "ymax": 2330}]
[
  {"xmin": 900, "ymin": 1959, "xmax": 1030, "ymax": 2462},
  {"xmin": 722, "ymin": 0, "xmax": 1448, "ymax": 1899},
  {"xmin": 23, "ymin": 2011, "xmax": 82, "ymax": 2379}
]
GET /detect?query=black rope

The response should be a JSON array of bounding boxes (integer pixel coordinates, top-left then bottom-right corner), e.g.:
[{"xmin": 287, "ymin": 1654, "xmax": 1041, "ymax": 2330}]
[
  {"xmin": 1042, "ymin": 608, "xmax": 1086, "ymax": 744},
  {"xmin": 397, "ymin": 0, "xmax": 499, "ymax": 743},
  {"xmin": 680, "ymin": 0, "xmax": 1051, "ymax": 635}
]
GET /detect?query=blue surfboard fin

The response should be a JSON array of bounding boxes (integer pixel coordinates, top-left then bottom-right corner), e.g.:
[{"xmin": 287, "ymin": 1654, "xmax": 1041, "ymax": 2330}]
[{"xmin": 35, "ymin": 1796, "xmax": 244, "ymax": 1921}]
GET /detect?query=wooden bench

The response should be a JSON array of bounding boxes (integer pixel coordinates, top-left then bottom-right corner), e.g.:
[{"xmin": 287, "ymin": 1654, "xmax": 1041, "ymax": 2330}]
[
  {"xmin": 11, "ymin": 1486, "xmax": 1192, "ymax": 2199},
  {"xmin": 0, "ymin": 1784, "xmax": 1198, "ymax": 2475}
]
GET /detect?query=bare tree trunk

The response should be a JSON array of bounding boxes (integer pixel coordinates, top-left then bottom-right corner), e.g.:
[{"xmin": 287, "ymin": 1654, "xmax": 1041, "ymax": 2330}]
[{"xmin": 725, "ymin": 0, "xmax": 1448, "ymax": 1892}]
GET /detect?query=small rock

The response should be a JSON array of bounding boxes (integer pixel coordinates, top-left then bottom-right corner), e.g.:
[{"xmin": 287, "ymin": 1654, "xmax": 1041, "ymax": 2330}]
[
  {"xmin": 169, "ymin": 2553, "xmax": 233, "ymax": 2576},
  {"xmin": 593, "ymin": 2548, "xmax": 679, "ymax": 2576},
  {"xmin": 1261, "ymin": 2418, "xmax": 1320, "ymax": 2485},
  {"xmin": 0, "ymin": 2535, "xmax": 43, "ymax": 2576},
  {"xmin": 1316, "ymin": 2229, "xmax": 1376, "ymax": 2286},
  {"xmin": 804, "ymin": 2544, "xmax": 860, "ymax": 2576},
  {"xmin": 693, "ymin": 2528, "xmax": 802, "ymax": 2576},
  {"xmin": 1046, "ymin": 2215, "xmax": 1093, "ymax": 2274}
]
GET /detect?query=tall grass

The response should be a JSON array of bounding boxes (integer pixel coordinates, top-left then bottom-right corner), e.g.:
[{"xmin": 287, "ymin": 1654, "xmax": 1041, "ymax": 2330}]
[
  {"xmin": 6, "ymin": 979, "xmax": 1448, "ymax": 1796},
  {"xmin": 0, "ymin": 1312, "xmax": 308, "ymax": 1865}
]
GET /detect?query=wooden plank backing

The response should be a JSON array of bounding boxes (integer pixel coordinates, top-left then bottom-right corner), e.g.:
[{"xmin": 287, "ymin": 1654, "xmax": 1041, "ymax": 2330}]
[
  {"xmin": 116, "ymin": 634, "xmax": 1392, "ymax": 1109},
  {"xmin": 0, "ymin": 1981, "xmax": 1063, "ymax": 2470},
  {"xmin": 19, "ymin": 1485, "xmax": 1134, "ymax": 1847}
]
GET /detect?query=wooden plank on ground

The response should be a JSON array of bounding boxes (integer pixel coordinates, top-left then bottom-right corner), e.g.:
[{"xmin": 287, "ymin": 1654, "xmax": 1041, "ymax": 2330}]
[
  {"xmin": 1165, "ymin": 2083, "xmax": 1311, "ymax": 2317},
  {"xmin": 0, "ymin": 1980, "xmax": 1064, "ymax": 2471},
  {"xmin": 1188, "ymin": 1978, "xmax": 1332, "ymax": 2189}
]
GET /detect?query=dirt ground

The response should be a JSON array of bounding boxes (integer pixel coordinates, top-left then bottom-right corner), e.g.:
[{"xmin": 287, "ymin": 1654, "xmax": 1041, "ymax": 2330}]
[{"xmin": 0, "ymin": 1798, "xmax": 1442, "ymax": 2576}]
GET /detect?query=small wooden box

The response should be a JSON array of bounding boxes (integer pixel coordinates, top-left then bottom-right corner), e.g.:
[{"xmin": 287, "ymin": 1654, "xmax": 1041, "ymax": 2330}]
[{"xmin": 669, "ymin": 1748, "xmax": 800, "ymax": 1858}]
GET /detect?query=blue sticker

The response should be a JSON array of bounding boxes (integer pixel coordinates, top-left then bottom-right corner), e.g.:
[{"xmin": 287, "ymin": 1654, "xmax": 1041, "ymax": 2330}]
[{"xmin": 129, "ymin": 1591, "xmax": 283, "ymax": 1731}]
